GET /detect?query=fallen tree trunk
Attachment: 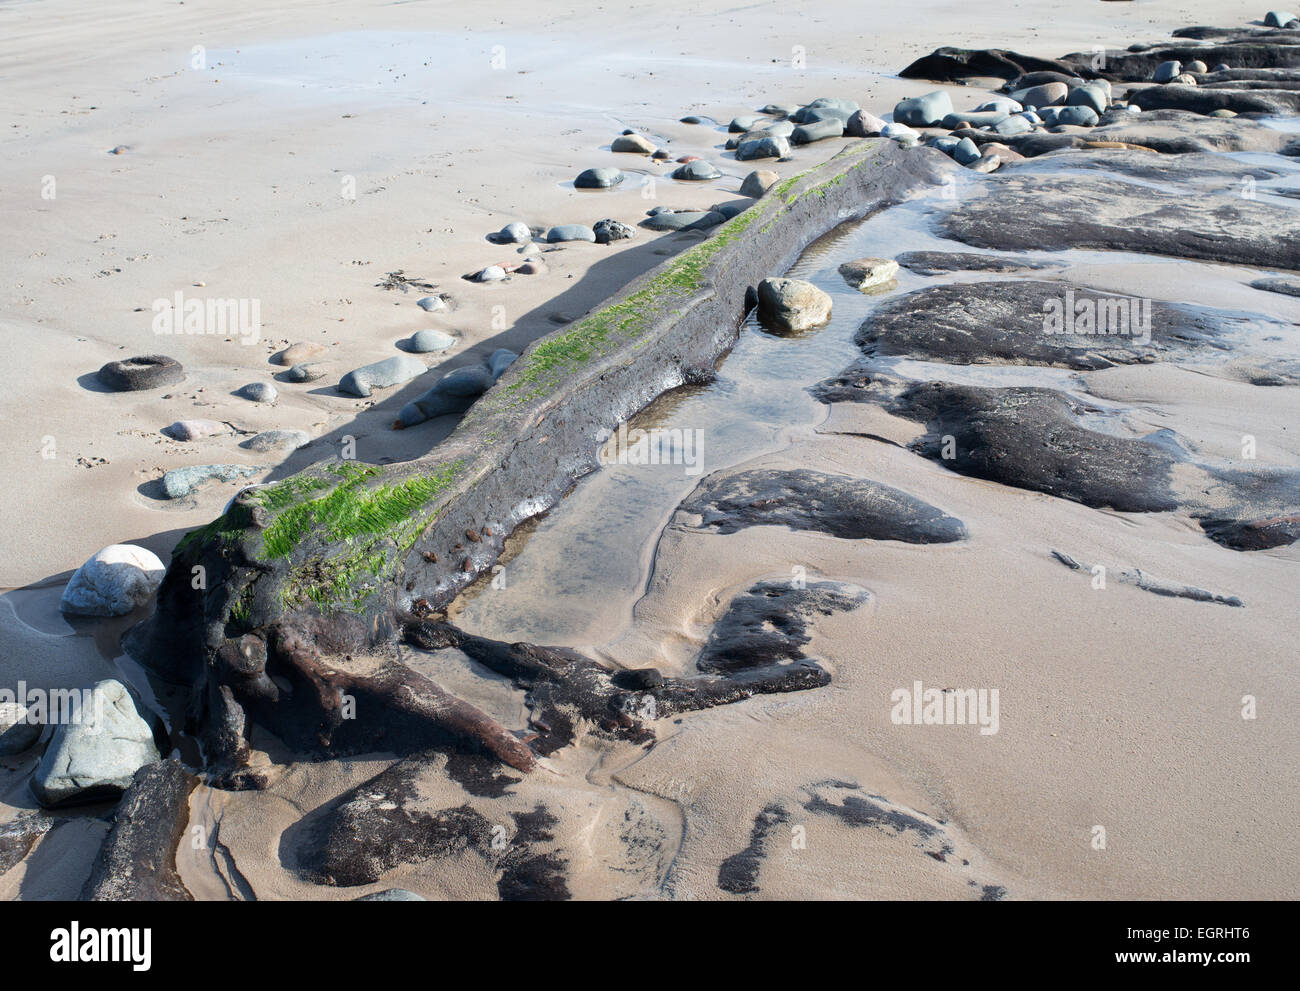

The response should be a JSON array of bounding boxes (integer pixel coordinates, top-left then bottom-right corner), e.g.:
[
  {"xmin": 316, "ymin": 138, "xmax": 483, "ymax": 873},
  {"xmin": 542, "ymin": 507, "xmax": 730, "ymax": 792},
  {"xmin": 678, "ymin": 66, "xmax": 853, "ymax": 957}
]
[{"xmin": 126, "ymin": 138, "xmax": 951, "ymax": 783}]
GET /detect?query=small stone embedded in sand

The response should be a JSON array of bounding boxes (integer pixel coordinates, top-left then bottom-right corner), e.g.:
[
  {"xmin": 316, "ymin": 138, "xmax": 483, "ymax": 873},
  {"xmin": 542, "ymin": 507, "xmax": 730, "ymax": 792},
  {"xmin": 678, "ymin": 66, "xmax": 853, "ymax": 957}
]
[
  {"xmin": 161, "ymin": 463, "xmax": 262, "ymax": 499},
  {"xmin": 286, "ymin": 361, "xmax": 328, "ymax": 382},
  {"xmin": 0, "ymin": 702, "xmax": 43, "ymax": 756},
  {"xmin": 236, "ymin": 381, "xmax": 277, "ymax": 403},
  {"xmin": 953, "ymin": 136, "xmax": 982, "ymax": 165},
  {"xmin": 1153, "ymin": 60, "xmax": 1182, "ymax": 82},
  {"xmin": 574, "ymin": 167, "xmax": 624, "ymax": 189},
  {"xmin": 1010, "ymin": 81, "xmax": 1068, "ymax": 107},
  {"xmin": 406, "ymin": 329, "xmax": 457, "ymax": 353},
  {"xmin": 736, "ymin": 135, "xmax": 790, "ymax": 160},
  {"xmin": 594, "ymin": 218, "xmax": 635, "ymax": 243},
  {"xmin": 993, "ymin": 113, "xmax": 1034, "ymax": 135},
  {"xmin": 611, "ymin": 133, "xmax": 656, "ymax": 153},
  {"xmin": 516, "ymin": 257, "xmax": 548, "ymax": 274},
  {"xmin": 643, "ymin": 209, "xmax": 724, "ymax": 231},
  {"xmin": 893, "ymin": 90, "xmax": 954, "ymax": 127},
  {"xmin": 880, "ymin": 122, "xmax": 919, "ymax": 144},
  {"xmin": 976, "ymin": 97, "xmax": 1022, "ymax": 114},
  {"xmin": 339, "ymin": 354, "xmax": 427, "ymax": 397},
  {"xmin": 760, "ymin": 102, "xmax": 799, "ymax": 116},
  {"xmin": 30, "ymin": 679, "xmax": 159, "ymax": 808},
  {"xmin": 756, "ymin": 277, "xmax": 832, "ymax": 333},
  {"xmin": 710, "ymin": 199, "xmax": 749, "ymax": 220},
  {"xmin": 397, "ymin": 349, "xmax": 517, "ymax": 426},
  {"xmin": 97, "ymin": 354, "xmax": 184, "ymax": 391},
  {"xmin": 416, "ymin": 295, "xmax": 446, "ymax": 312},
  {"xmin": 729, "ymin": 115, "xmax": 764, "ymax": 132},
  {"xmin": 240, "ymin": 429, "xmax": 312, "ymax": 453},
  {"xmin": 671, "ymin": 159, "xmax": 723, "ymax": 180},
  {"xmin": 792, "ymin": 119, "xmax": 844, "ymax": 144},
  {"xmin": 489, "ymin": 221, "xmax": 531, "ymax": 244},
  {"xmin": 475, "ymin": 265, "xmax": 507, "ymax": 282},
  {"xmin": 274, "ymin": 342, "xmax": 327, "ymax": 366},
  {"xmin": 162, "ymin": 419, "xmax": 228, "ymax": 441},
  {"xmin": 740, "ymin": 169, "xmax": 780, "ymax": 197},
  {"xmin": 838, "ymin": 258, "xmax": 900, "ymax": 292},
  {"xmin": 790, "ymin": 97, "xmax": 859, "ymax": 123},
  {"xmin": 60, "ymin": 543, "xmax": 165, "ymax": 616},
  {"xmin": 846, "ymin": 109, "xmax": 887, "ymax": 137},
  {"xmin": 546, "ymin": 224, "xmax": 596, "ymax": 242},
  {"xmin": 1067, "ymin": 82, "xmax": 1109, "ymax": 115}
]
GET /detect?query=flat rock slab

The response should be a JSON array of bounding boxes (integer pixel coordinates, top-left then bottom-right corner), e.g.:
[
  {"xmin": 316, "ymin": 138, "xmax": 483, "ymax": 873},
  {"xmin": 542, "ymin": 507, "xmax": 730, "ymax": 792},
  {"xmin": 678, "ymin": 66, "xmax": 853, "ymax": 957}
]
[
  {"xmin": 812, "ymin": 375, "xmax": 1300, "ymax": 547},
  {"xmin": 855, "ymin": 280, "xmax": 1235, "ymax": 369},
  {"xmin": 678, "ymin": 468, "xmax": 966, "ymax": 542},
  {"xmin": 698, "ymin": 580, "xmax": 870, "ymax": 676},
  {"xmin": 162, "ymin": 463, "xmax": 262, "ymax": 499},
  {"xmin": 849, "ymin": 379, "xmax": 1180, "ymax": 514},
  {"xmin": 895, "ymin": 250, "xmax": 1065, "ymax": 275},
  {"xmin": 1130, "ymin": 83, "xmax": 1300, "ymax": 115},
  {"xmin": 81, "ymin": 759, "xmax": 198, "ymax": 901},
  {"xmin": 294, "ymin": 757, "xmax": 491, "ymax": 887},
  {"xmin": 942, "ymin": 169, "xmax": 1300, "ymax": 269}
]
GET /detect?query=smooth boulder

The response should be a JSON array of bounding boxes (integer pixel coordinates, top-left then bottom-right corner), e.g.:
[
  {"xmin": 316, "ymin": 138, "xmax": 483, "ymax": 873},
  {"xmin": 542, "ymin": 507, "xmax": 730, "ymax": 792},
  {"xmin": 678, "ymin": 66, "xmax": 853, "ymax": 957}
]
[
  {"xmin": 339, "ymin": 355, "xmax": 427, "ymax": 397},
  {"xmin": 740, "ymin": 170, "xmax": 780, "ymax": 197},
  {"xmin": 756, "ymin": 278, "xmax": 832, "ymax": 333},
  {"xmin": 30, "ymin": 679, "xmax": 159, "ymax": 808},
  {"xmin": 397, "ymin": 349, "xmax": 517, "ymax": 427},
  {"xmin": 893, "ymin": 90, "xmax": 954, "ymax": 127},
  {"xmin": 60, "ymin": 544, "xmax": 165, "ymax": 617},
  {"xmin": 574, "ymin": 168, "xmax": 624, "ymax": 188}
]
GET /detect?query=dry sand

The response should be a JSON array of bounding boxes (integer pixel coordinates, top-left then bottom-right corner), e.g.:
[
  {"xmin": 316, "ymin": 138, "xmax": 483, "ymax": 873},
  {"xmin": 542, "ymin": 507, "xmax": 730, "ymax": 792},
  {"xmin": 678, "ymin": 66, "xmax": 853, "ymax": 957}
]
[{"xmin": 1, "ymin": 0, "xmax": 1296, "ymax": 900}]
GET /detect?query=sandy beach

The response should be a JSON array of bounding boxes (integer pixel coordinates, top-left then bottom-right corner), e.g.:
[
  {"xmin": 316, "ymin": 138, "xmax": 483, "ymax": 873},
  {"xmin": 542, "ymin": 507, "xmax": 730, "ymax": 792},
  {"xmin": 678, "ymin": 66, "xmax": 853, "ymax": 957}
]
[{"xmin": 1, "ymin": 0, "xmax": 1297, "ymax": 904}]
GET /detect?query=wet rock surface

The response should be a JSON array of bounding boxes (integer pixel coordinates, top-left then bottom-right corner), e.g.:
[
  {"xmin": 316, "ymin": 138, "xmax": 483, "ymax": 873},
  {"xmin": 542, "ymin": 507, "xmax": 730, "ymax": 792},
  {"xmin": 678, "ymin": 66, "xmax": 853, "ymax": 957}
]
[
  {"xmin": 696, "ymin": 581, "xmax": 869, "ymax": 677},
  {"xmin": 943, "ymin": 169, "xmax": 1300, "ymax": 269},
  {"xmin": 295, "ymin": 757, "xmax": 492, "ymax": 887},
  {"xmin": 677, "ymin": 468, "xmax": 966, "ymax": 542},
  {"xmin": 719, "ymin": 781, "xmax": 1005, "ymax": 898},
  {"xmin": 81, "ymin": 759, "xmax": 198, "ymax": 900},
  {"xmin": 854, "ymin": 280, "xmax": 1236, "ymax": 370}
]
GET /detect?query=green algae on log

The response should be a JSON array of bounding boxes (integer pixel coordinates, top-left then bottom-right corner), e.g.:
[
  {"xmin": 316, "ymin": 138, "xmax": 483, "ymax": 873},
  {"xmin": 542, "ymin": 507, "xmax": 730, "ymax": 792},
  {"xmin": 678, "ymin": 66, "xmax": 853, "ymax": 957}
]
[{"xmin": 127, "ymin": 138, "xmax": 951, "ymax": 783}]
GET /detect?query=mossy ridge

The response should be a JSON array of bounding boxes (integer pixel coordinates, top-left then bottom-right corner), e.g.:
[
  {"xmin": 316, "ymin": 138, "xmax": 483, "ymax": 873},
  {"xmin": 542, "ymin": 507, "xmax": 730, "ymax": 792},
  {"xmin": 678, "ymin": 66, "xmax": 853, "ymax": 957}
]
[
  {"xmin": 260, "ymin": 460, "xmax": 462, "ymax": 560},
  {"xmin": 269, "ymin": 460, "xmax": 465, "ymax": 615},
  {"xmin": 487, "ymin": 203, "xmax": 771, "ymax": 409},
  {"xmin": 172, "ymin": 501, "xmax": 255, "ymax": 558}
]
